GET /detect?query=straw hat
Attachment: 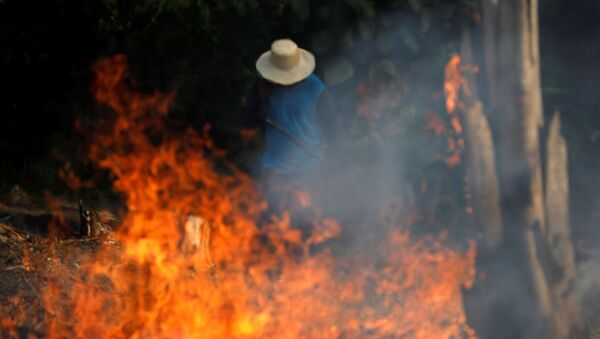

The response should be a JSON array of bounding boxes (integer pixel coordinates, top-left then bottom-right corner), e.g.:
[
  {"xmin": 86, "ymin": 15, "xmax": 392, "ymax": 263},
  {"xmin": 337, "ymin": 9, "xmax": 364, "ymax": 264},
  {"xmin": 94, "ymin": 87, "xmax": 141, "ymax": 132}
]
[{"xmin": 256, "ymin": 39, "xmax": 315, "ymax": 85}]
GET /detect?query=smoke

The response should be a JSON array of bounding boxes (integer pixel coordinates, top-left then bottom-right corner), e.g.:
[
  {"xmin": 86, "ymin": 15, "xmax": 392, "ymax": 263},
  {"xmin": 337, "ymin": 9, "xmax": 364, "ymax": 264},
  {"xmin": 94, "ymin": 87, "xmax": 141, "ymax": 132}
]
[
  {"xmin": 574, "ymin": 250, "xmax": 600, "ymax": 334},
  {"xmin": 244, "ymin": 8, "xmax": 480, "ymax": 337},
  {"xmin": 252, "ymin": 2, "xmax": 600, "ymax": 336},
  {"xmin": 263, "ymin": 11, "xmax": 468, "ymax": 250}
]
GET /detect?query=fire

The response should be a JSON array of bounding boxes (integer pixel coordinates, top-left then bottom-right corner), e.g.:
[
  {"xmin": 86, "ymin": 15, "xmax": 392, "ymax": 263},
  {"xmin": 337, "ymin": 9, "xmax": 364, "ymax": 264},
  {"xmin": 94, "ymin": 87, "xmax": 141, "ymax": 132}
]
[
  {"xmin": 3, "ymin": 55, "xmax": 477, "ymax": 338},
  {"xmin": 444, "ymin": 54, "xmax": 471, "ymax": 115},
  {"xmin": 435, "ymin": 54, "xmax": 474, "ymax": 169},
  {"xmin": 442, "ymin": 54, "xmax": 477, "ymax": 216}
]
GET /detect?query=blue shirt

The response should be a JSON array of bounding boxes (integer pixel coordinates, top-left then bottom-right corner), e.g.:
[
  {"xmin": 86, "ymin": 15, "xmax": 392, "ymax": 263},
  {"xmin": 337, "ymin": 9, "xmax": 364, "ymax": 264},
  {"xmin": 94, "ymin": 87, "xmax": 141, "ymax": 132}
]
[{"xmin": 261, "ymin": 74, "xmax": 325, "ymax": 175}]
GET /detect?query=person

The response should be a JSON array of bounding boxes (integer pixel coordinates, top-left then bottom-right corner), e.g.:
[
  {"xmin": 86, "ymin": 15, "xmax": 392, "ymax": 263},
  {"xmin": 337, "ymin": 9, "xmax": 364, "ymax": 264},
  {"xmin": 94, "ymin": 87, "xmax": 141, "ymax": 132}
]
[{"xmin": 244, "ymin": 39, "xmax": 334, "ymax": 218}]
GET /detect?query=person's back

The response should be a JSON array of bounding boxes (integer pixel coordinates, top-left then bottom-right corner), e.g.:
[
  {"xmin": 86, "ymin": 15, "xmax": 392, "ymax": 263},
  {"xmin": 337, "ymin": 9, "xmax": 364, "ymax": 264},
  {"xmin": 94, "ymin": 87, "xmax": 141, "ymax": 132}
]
[
  {"xmin": 251, "ymin": 39, "xmax": 328, "ymax": 216},
  {"xmin": 262, "ymin": 74, "xmax": 325, "ymax": 176}
]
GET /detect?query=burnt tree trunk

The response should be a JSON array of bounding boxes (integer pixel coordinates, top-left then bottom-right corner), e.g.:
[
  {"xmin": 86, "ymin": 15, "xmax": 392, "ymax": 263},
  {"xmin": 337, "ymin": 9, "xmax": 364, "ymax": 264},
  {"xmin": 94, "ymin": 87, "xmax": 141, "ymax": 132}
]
[
  {"xmin": 465, "ymin": 0, "xmax": 583, "ymax": 337},
  {"xmin": 459, "ymin": 24, "xmax": 503, "ymax": 249},
  {"xmin": 495, "ymin": 1, "xmax": 553, "ymax": 335},
  {"xmin": 543, "ymin": 111, "xmax": 582, "ymax": 337}
]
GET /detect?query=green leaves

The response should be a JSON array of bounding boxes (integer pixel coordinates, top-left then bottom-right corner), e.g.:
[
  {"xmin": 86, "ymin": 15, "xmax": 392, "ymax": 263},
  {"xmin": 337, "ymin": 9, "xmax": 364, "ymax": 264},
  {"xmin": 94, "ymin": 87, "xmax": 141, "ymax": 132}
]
[
  {"xmin": 407, "ymin": 0, "xmax": 422, "ymax": 13},
  {"xmin": 289, "ymin": 0, "xmax": 309, "ymax": 20},
  {"xmin": 440, "ymin": 2, "xmax": 456, "ymax": 20},
  {"xmin": 311, "ymin": 31, "xmax": 335, "ymax": 55},
  {"xmin": 368, "ymin": 59, "xmax": 396, "ymax": 84},
  {"xmin": 359, "ymin": 20, "xmax": 375, "ymax": 41},
  {"xmin": 399, "ymin": 26, "xmax": 420, "ymax": 54},
  {"xmin": 163, "ymin": 0, "xmax": 194, "ymax": 10},
  {"xmin": 420, "ymin": 9, "xmax": 432, "ymax": 32},
  {"xmin": 324, "ymin": 58, "xmax": 355, "ymax": 86},
  {"xmin": 377, "ymin": 29, "xmax": 397, "ymax": 54},
  {"xmin": 346, "ymin": 0, "xmax": 375, "ymax": 17}
]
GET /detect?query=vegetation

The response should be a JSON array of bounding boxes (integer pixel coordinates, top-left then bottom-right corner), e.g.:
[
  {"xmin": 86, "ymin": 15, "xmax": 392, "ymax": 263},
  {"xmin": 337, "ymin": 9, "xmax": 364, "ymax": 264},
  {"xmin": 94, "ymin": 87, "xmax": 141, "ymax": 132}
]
[
  {"xmin": 2, "ymin": 0, "xmax": 600, "ymax": 336},
  {"xmin": 0, "ymin": 0, "xmax": 462, "ymax": 188}
]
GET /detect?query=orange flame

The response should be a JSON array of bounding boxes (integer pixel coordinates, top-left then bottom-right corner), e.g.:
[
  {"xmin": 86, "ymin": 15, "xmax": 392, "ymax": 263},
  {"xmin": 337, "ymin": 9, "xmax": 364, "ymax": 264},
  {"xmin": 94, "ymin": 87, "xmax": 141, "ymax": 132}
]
[
  {"xmin": 440, "ymin": 55, "xmax": 472, "ymax": 169},
  {"xmin": 444, "ymin": 54, "xmax": 471, "ymax": 115},
  {"xmin": 0, "ymin": 55, "xmax": 478, "ymax": 338},
  {"xmin": 443, "ymin": 54, "xmax": 477, "ymax": 215}
]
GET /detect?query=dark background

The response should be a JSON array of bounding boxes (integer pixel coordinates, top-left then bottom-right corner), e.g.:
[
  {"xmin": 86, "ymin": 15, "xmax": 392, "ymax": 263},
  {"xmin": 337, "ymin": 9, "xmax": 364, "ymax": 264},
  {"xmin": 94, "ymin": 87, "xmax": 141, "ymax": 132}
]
[{"xmin": 0, "ymin": 0, "xmax": 598, "ymax": 246}]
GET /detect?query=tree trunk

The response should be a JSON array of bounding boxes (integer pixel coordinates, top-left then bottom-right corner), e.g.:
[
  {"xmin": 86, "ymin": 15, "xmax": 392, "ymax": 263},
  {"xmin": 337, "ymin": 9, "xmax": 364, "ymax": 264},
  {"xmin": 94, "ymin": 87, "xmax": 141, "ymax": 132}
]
[
  {"xmin": 459, "ymin": 23, "xmax": 503, "ymax": 249},
  {"xmin": 472, "ymin": 0, "xmax": 583, "ymax": 337},
  {"xmin": 482, "ymin": 1, "xmax": 553, "ymax": 337},
  {"xmin": 544, "ymin": 111, "xmax": 583, "ymax": 337},
  {"xmin": 481, "ymin": 0, "xmax": 499, "ymax": 122}
]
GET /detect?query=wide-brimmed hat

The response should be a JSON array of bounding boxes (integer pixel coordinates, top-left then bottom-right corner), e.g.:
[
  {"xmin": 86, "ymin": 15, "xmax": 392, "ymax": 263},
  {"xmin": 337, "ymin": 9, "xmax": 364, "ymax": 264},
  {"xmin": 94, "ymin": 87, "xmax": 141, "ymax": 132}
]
[{"xmin": 256, "ymin": 39, "xmax": 315, "ymax": 85}]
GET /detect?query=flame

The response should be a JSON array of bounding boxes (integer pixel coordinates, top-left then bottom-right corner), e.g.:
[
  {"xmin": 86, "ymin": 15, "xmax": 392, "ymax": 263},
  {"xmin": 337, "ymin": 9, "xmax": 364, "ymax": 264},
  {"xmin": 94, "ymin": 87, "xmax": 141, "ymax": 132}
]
[
  {"xmin": 2, "ymin": 55, "xmax": 477, "ymax": 338},
  {"xmin": 438, "ymin": 54, "xmax": 474, "ymax": 169},
  {"xmin": 442, "ymin": 54, "xmax": 477, "ymax": 217},
  {"xmin": 444, "ymin": 54, "xmax": 470, "ymax": 115}
]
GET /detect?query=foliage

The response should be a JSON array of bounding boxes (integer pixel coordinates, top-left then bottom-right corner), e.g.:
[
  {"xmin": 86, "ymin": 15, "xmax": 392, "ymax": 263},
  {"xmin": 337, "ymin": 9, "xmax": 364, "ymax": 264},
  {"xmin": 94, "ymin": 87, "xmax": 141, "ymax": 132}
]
[{"xmin": 0, "ymin": 0, "xmax": 462, "ymax": 195}]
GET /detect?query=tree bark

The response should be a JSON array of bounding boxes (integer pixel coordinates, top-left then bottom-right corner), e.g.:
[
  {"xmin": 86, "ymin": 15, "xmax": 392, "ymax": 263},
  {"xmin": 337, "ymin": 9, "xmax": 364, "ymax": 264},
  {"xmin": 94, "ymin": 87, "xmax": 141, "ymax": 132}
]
[
  {"xmin": 544, "ymin": 112, "xmax": 574, "ymax": 289},
  {"xmin": 544, "ymin": 111, "xmax": 583, "ymax": 337},
  {"xmin": 481, "ymin": 0, "xmax": 499, "ymax": 120},
  {"xmin": 460, "ymin": 25, "xmax": 503, "ymax": 249},
  {"xmin": 496, "ymin": 1, "xmax": 554, "ymax": 334},
  {"xmin": 462, "ymin": 100, "xmax": 503, "ymax": 248},
  {"xmin": 474, "ymin": 0, "xmax": 583, "ymax": 337},
  {"xmin": 482, "ymin": 1, "xmax": 553, "ymax": 337}
]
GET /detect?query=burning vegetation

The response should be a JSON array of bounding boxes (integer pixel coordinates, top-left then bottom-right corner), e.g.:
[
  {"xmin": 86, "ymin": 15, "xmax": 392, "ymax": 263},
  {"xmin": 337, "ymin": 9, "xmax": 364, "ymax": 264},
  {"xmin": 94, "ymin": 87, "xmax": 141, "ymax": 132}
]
[
  {"xmin": 3, "ymin": 1, "xmax": 600, "ymax": 338},
  {"xmin": 0, "ymin": 55, "xmax": 476, "ymax": 338}
]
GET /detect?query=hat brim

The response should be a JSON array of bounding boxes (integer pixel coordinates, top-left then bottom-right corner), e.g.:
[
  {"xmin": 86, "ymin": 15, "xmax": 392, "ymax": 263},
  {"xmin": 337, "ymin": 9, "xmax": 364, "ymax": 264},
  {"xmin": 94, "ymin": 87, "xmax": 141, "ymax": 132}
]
[{"xmin": 256, "ymin": 49, "xmax": 315, "ymax": 85}]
